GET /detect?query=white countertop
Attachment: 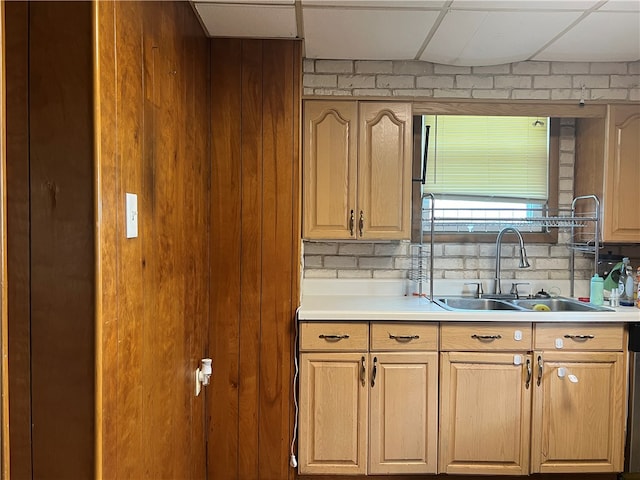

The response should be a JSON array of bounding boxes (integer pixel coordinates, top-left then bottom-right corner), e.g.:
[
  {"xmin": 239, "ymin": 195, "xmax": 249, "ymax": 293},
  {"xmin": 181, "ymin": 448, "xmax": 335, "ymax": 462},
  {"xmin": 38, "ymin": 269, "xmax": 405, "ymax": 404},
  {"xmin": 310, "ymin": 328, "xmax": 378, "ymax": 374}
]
[{"xmin": 299, "ymin": 279, "xmax": 640, "ymax": 323}]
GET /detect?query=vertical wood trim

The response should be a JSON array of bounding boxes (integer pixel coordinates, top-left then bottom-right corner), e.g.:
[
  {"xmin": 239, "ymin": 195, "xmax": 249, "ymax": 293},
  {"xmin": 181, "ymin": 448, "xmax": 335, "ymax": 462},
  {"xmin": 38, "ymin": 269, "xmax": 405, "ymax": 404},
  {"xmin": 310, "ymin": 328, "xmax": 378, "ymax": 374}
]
[
  {"xmin": 238, "ymin": 39, "xmax": 263, "ymax": 480},
  {"xmin": 209, "ymin": 38, "xmax": 243, "ymax": 478},
  {"xmin": 94, "ymin": 0, "xmax": 118, "ymax": 476},
  {"xmin": 0, "ymin": 1, "xmax": 10, "ymax": 477}
]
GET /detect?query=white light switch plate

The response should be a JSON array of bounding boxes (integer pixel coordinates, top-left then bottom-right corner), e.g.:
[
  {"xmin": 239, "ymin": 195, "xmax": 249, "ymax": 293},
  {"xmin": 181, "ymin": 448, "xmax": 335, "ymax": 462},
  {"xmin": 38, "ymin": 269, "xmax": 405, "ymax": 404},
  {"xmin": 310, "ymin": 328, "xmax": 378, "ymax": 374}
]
[{"xmin": 126, "ymin": 193, "xmax": 138, "ymax": 238}]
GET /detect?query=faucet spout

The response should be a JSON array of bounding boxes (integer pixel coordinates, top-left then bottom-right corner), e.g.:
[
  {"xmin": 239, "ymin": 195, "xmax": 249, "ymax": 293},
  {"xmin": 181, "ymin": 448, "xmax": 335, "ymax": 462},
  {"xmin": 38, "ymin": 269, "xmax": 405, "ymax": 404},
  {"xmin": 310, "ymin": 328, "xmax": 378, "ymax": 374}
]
[{"xmin": 494, "ymin": 227, "xmax": 530, "ymax": 294}]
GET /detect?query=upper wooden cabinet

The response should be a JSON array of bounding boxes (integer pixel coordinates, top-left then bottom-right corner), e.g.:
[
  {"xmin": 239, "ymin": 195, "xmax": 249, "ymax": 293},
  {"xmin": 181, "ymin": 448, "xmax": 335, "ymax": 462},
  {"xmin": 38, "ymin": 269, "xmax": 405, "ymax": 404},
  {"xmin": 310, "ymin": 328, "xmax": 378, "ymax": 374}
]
[
  {"xmin": 575, "ymin": 104, "xmax": 640, "ymax": 243},
  {"xmin": 303, "ymin": 101, "xmax": 412, "ymax": 240}
]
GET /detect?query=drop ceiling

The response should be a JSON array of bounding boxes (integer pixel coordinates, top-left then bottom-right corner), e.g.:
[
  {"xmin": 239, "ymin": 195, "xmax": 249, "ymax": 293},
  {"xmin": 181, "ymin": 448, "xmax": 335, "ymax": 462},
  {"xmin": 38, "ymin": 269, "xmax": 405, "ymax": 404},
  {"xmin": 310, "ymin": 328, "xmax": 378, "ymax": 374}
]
[{"xmin": 192, "ymin": 0, "xmax": 640, "ymax": 66}]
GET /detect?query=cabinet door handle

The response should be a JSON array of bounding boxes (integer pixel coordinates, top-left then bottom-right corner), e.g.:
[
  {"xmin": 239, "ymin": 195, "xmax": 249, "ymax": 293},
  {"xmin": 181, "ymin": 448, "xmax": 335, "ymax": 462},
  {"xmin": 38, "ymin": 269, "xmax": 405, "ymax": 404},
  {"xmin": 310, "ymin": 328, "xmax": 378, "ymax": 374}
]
[
  {"xmin": 349, "ymin": 209, "xmax": 355, "ymax": 237},
  {"xmin": 360, "ymin": 356, "xmax": 366, "ymax": 387},
  {"xmin": 371, "ymin": 356, "xmax": 378, "ymax": 388},
  {"xmin": 318, "ymin": 334, "xmax": 349, "ymax": 341},
  {"xmin": 525, "ymin": 358, "xmax": 532, "ymax": 389},
  {"xmin": 359, "ymin": 210, "xmax": 364, "ymax": 237},
  {"xmin": 537, "ymin": 355, "xmax": 543, "ymax": 387},
  {"xmin": 389, "ymin": 334, "xmax": 420, "ymax": 342},
  {"xmin": 564, "ymin": 334, "xmax": 595, "ymax": 341},
  {"xmin": 471, "ymin": 334, "xmax": 502, "ymax": 341}
]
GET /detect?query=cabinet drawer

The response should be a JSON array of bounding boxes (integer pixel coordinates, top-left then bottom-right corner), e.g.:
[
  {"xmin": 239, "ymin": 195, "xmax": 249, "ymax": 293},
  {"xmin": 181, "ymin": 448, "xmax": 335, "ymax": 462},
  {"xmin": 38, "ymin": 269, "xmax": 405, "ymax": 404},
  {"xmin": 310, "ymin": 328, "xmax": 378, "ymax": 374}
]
[
  {"xmin": 370, "ymin": 323, "xmax": 438, "ymax": 351},
  {"xmin": 299, "ymin": 322, "xmax": 368, "ymax": 352},
  {"xmin": 534, "ymin": 323, "xmax": 625, "ymax": 351},
  {"xmin": 440, "ymin": 323, "xmax": 532, "ymax": 351}
]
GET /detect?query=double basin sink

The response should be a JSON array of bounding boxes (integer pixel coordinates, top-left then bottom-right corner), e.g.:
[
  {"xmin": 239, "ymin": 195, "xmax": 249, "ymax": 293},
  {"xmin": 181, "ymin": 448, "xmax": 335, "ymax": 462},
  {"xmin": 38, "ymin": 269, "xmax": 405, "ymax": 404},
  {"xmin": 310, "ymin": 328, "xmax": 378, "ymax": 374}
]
[{"xmin": 434, "ymin": 296, "xmax": 614, "ymax": 312}]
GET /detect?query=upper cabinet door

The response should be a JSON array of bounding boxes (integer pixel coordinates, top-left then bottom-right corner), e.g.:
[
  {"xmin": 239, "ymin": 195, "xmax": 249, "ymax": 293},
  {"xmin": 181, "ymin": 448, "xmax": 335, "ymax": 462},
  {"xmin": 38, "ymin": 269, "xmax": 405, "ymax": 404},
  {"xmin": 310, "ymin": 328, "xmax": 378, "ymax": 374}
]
[
  {"xmin": 358, "ymin": 102, "xmax": 412, "ymax": 240},
  {"xmin": 604, "ymin": 104, "xmax": 640, "ymax": 242},
  {"xmin": 303, "ymin": 101, "xmax": 358, "ymax": 240}
]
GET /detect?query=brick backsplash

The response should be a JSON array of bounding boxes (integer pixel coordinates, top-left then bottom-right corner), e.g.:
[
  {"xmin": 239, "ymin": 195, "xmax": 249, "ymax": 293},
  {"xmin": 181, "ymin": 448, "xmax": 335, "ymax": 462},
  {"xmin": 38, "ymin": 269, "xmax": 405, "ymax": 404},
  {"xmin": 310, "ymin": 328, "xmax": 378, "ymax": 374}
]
[{"xmin": 302, "ymin": 59, "xmax": 640, "ymax": 282}]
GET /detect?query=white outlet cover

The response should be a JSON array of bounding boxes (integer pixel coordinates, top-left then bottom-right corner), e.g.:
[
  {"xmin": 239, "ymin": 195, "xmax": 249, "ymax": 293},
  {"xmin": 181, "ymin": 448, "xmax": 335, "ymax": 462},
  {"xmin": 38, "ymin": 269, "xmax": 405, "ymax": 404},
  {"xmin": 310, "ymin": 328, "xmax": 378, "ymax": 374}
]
[{"xmin": 126, "ymin": 193, "xmax": 138, "ymax": 238}]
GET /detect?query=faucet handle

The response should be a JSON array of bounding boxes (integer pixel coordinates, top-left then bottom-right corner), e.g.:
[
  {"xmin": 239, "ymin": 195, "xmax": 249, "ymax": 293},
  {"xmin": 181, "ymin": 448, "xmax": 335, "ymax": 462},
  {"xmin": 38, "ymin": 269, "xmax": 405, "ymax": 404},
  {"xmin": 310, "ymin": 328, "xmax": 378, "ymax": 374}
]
[
  {"xmin": 510, "ymin": 282, "xmax": 530, "ymax": 299},
  {"xmin": 465, "ymin": 282, "xmax": 484, "ymax": 298}
]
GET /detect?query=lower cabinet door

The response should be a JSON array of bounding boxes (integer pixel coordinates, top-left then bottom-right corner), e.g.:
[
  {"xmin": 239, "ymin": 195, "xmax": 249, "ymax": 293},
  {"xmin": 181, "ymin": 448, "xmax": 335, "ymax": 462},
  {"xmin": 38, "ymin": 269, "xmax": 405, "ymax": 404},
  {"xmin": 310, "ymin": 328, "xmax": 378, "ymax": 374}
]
[
  {"xmin": 531, "ymin": 351, "xmax": 625, "ymax": 474},
  {"xmin": 439, "ymin": 351, "xmax": 532, "ymax": 475},
  {"xmin": 299, "ymin": 352, "xmax": 368, "ymax": 475},
  {"xmin": 368, "ymin": 352, "xmax": 438, "ymax": 474}
]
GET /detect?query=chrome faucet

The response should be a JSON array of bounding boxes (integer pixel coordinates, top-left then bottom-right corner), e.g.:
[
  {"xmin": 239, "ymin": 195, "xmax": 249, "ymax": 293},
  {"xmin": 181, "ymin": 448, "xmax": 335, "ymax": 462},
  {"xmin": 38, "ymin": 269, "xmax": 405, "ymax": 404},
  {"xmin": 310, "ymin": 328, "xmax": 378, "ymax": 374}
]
[{"xmin": 494, "ymin": 227, "xmax": 530, "ymax": 295}]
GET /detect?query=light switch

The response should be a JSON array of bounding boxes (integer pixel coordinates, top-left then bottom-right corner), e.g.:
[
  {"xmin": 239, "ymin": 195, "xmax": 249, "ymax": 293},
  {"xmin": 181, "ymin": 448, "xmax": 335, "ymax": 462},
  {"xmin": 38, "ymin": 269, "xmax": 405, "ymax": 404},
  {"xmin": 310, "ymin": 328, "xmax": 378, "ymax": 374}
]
[{"xmin": 126, "ymin": 193, "xmax": 138, "ymax": 238}]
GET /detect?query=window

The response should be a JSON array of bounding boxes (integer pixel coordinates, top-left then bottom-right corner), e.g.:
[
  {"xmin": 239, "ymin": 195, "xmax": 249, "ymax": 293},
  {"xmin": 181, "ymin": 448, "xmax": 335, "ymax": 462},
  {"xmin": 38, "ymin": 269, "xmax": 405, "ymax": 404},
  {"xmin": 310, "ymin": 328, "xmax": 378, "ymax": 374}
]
[{"xmin": 412, "ymin": 115, "xmax": 559, "ymax": 242}]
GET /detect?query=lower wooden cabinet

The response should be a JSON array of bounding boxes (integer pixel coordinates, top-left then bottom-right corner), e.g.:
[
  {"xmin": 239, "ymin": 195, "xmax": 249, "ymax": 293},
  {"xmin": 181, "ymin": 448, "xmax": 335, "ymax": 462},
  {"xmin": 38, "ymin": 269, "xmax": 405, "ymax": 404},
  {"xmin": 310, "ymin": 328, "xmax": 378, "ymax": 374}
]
[
  {"xmin": 439, "ymin": 351, "xmax": 533, "ymax": 475},
  {"xmin": 531, "ymin": 350, "xmax": 626, "ymax": 474}
]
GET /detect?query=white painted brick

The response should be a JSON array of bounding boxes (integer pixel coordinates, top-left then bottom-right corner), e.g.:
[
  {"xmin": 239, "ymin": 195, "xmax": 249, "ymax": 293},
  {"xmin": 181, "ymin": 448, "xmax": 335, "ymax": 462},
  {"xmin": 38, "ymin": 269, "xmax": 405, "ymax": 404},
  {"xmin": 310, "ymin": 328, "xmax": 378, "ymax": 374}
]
[
  {"xmin": 590, "ymin": 62, "xmax": 628, "ymax": 74},
  {"xmin": 549, "ymin": 271, "xmax": 571, "ymax": 280},
  {"xmin": 353, "ymin": 89, "xmax": 391, "ymax": 96},
  {"xmin": 512, "ymin": 90, "xmax": 551, "ymax": 100},
  {"xmin": 376, "ymin": 75, "xmax": 414, "ymax": 89},
  {"xmin": 355, "ymin": 60, "xmax": 393, "ymax": 74},
  {"xmin": 416, "ymin": 75, "xmax": 455, "ymax": 88},
  {"xmin": 559, "ymin": 165, "xmax": 573, "ymax": 178},
  {"xmin": 433, "ymin": 64, "xmax": 471, "ymax": 74},
  {"xmin": 591, "ymin": 89, "xmax": 629, "ymax": 100},
  {"xmin": 533, "ymin": 75, "xmax": 572, "ymax": 88},
  {"xmin": 434, "ymin": 257, "xmax": 464, "ymax": 269},
  {"xmin": 560, "ymin": 125, "xmax": 575, "ymax": 138},
  {"xmin": 551, "ymin": 89, "xmax": 581, "ymax": 100},
  {"xmin": 373, "ymin": 270, "xmax": 406, "ymax": 279},
  {"xmin": 573, "ymin": 75, "xmax": 609, "ymax": 88},
  {"xmin": 305, "ymin": 74, "xmax": 338, "ymax": 88},
  {"xmin": 444, "ymin": 244, "xmax": 479, "ymax": 256},
  {"xmin": 393, "ymin": 61, "xmax": 434, "ymax": 75},
  {"xmin": 316, "ymin": 60, "xmax": 353, "ymax": 73},
  {"xmin": 525, "ymin": 245, "xmax": 550, "ymax": 257},
  {"xmin": 313, "ymin": 89, "xmax": 352, "ymax": 96},
  {"xmin": 550, "ymin": 246, "xmax": 570, "ymax": 257},
  {"xmin": 305, "ymin": 269, "xmax": 337, "ymax": 278},
  {"xmin": 338, "ymin": 269, "xmax": 372, "ymax": 278},
  {"xmin": 478, "ymin": 258, "xmax": 495, "ymax": 270},
  {"xmin": 512, "ymin": 62, "xmax": 550, "ymax": 75},
  {"xmin": 494, "ymin": 76, "xmax": 532, "ymax": 89},
  {"xmin": 472, "ymin": 64, "xmax": 510, "ymax": 74},
  {"xmin": 375, "ymin": 243, "xmax": 409, "ymax": 256},
  {"xmin": 558, "ymin": 192, "xmax": 574, "ymax": 207},
  {"xmin": 304, "ymin": 255, "xmax": 323, "ymax": 268},
  {"xmin": 610, "ymin": 75, "xmax": 640, "ymax": 88},
  {"xmin": 472, "ymin": 90, "xmax": 511, "ymax": 99},
  {"xmin": 444, "ymin": 270, "xmax": 467, "ymax": 279},
  {"xmin": 630, "ymin": 61, "xmax": 640, "ymax": 74},
  {"xmin": 337, "ymin": 75, "xmax": 375, "ymax": 89},
  {"xmin": 560, "ymin": 137, "xmax": 575, "ymax": 151},
  {"xmin": 515, "ymin": 270, "xmax": 549, "ymax": 280},
  {"xmin": 536, "ymin": 258, "xmax": 569, "ymax": 270},
  {"xmin": 551, "ymin": 62, "xmax": 589, "ymax": 74},
  {"xmin": 394, "ymin": 257, "xmax": 412, "ymax": 270},
  {"xmin": 464, "ymin": 258, "xmax": 479, "ymax": 269},
  {"xmin": 303, "ymin": 88, "xmax": 315, "ymax": 95},
  {"xmin": 559, "ymin": 178, "xmax": 573, "ymax": 192},
  {"xmin": 433, "ymin": 89, "xmax": 472, "ymax": 98},
  {"xmin": 339, "ymin": 243, "xmax": 374, "ymax": 255},
  {"xmin": 303, "ymin": 59, "xmax": 315, "ymax": 73},
  {"xmin": 324, "ymin": 255, "xmax": 357, "ymax": 268},
  {"xmin": 359, "ymin": 256, "xmax": 393, "ymax": 269},
  {"xmin": 393, "ymin": 89, "xmax": 434, "ymax": 97},
  {"xmin": 456, "ymin": 75, "xmax": 493, "ymax": 89},
  {"xmin": 559, "ymin": 152, "xmax": 574, "ymax": 164},
  {"xmin": 304, "ymin": 242, "xmax": 338, "ymax": 254},
  {"xmin": 631, "ymin": 88, "xmax": 640, "ymax": 101}
]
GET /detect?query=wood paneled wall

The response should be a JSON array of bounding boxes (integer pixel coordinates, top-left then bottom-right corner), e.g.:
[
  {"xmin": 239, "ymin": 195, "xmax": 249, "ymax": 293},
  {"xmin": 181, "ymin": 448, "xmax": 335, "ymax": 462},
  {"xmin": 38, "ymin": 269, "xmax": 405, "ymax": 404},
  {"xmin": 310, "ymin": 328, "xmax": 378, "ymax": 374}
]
[
  {"xmin": 208, "ymin": 38, "xmax": 301, "ymax": 480},
  {"xmin": 94, "ymin": 1, "xmax": 210, "ymax": 478},
  {"xmin": 6, "ymin": 2, "xmax": 95, "ymax": 478}
]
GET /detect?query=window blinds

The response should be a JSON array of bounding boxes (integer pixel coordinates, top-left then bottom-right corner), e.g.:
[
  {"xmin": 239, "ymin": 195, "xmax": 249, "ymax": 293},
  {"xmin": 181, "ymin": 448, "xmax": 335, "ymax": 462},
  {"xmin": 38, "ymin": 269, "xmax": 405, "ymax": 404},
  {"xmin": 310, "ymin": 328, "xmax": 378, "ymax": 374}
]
[{"xmin": 423, "ymin": 115, "xmax": 549, "ymax": 201}]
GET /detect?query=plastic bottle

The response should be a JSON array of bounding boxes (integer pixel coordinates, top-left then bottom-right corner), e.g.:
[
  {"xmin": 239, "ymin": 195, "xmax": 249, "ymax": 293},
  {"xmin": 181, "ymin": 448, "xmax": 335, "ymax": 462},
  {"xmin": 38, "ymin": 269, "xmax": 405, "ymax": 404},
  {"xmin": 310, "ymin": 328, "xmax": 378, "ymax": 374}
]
[{"xmin": 590, "ymin": 273, "xmax": 604, "ymax": 306}]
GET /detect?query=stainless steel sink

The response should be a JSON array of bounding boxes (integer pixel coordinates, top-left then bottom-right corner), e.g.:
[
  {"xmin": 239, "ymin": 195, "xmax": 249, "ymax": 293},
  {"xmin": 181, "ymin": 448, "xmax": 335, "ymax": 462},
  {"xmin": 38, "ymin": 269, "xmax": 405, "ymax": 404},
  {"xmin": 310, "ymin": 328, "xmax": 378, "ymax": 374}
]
[
  {"xmin": 510, "ymin": 297, "xmax": 614, "ymax": 312},
  {"xmin": 434, "ymin": 297, "xmax": 522, "ymax": 311},
  {"xmin": 434, "ymin": 296, "xmax": 614, "ymax": 312}
]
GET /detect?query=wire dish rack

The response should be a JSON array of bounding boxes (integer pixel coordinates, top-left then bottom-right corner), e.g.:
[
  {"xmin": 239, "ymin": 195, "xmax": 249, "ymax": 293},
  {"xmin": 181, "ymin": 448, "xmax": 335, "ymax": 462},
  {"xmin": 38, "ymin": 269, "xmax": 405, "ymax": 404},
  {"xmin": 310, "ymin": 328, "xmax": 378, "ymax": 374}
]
[{"xmin": 411, "ymin": 194, "xmax": 601, "ymax": 299}]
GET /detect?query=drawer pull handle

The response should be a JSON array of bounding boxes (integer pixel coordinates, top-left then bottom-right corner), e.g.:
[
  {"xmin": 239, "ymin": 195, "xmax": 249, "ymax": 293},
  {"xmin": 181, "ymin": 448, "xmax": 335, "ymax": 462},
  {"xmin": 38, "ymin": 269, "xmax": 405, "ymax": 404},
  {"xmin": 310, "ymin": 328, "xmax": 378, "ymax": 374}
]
[
  {"xmin": 564, "ymin": 334, "xmax": 594, "ymax": 341},
  {"xmin": 371, "ymin": 356, "xmax": 378, "ymax": 388},
  {"xmin": 525, "ymin": 358, "xmax": 532, "ymax": 389},
  {"xmin": 537, "ymin": 355, "xmax": 543, "ymax": 387},
  {"xmin": 471, "ymin": 334, "xmax": 502, "ymax": 341},
  {"xmin": 349, "ymin": 210, "xmax": 355, "ymax": 237},
  {"xmin": 318, "ymin": 334, "xmax": 350, "ymax": 341},
  {"xmin": 360, "ymin": 356, "xmax": 366, "ymax": 387},
  {"xmin": 389, "ymin": 334, "xmax": 420, "ymax": 342}
]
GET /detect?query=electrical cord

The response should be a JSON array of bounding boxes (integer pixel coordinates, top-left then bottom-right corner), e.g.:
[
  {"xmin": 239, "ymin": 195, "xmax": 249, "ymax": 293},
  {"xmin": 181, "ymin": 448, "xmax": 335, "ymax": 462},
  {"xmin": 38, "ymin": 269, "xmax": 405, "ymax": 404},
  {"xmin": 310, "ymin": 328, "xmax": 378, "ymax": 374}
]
[{"xmin": 290, "ymin": 307, "xmax": 300, "ymax": 469}]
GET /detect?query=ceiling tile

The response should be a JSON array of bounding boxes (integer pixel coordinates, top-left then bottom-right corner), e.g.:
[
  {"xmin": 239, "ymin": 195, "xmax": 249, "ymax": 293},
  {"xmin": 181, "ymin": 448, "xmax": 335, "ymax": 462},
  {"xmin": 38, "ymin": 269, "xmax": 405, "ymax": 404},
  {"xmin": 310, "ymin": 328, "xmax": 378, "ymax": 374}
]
[
  {"xmin": 303, "ymin": 8, "xmax": 440, "ymax": 59},
  {"xmin": 420, "ymin": 10, "xmax": 583, "ymax": 65},
  {"xmin": 197, "ymin": 0, "xmax": 294, "ymax": 4},
  {"xmin": 534, "ymin": 11, "xmax": 640, "ymax": 61},
  {"xmin": 451, "ymin": 1, "xmax": 600, "ymax": 11},
  {"xmin": 194, "ymin": 3, "xmax": 297, "ymax": 37},
  {"xmin": 301, "ymin": 0, "xmax": 445, "ymax": 6}
]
